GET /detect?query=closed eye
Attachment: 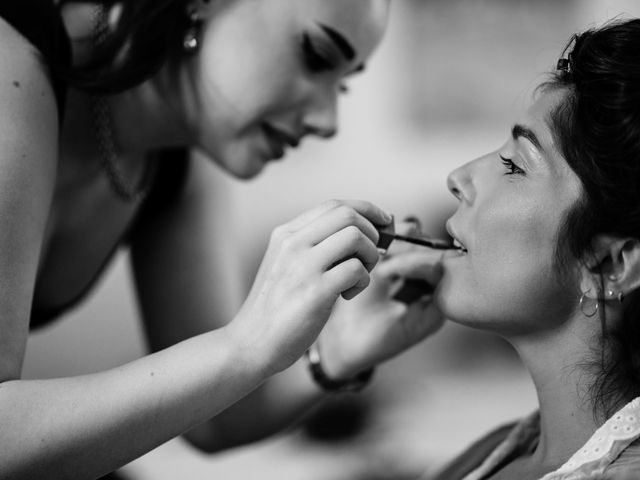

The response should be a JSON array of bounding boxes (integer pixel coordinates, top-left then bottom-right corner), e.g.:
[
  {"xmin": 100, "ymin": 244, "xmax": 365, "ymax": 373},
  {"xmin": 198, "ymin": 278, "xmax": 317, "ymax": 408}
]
[
  {"xmin": 500, "ymin": 155, "xmax": 525, "ymax": 176},
  {"xmin": 302, "ymin": 33, "xmax": 351, "ymax": 95},
  {"xmin": 302, "ymin": 33, "xmax": 339, "ymax": 73}
]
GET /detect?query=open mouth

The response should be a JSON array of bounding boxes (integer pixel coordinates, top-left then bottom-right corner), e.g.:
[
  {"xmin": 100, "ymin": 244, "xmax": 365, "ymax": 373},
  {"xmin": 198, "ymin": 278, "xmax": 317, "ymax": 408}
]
[
  {"xmin": 452, "ymin": 238, "xmax": 468, "ymax": 253},
  {"xmin": 446, "ymin": 221, "xmax": 468, "ymax": 254}
]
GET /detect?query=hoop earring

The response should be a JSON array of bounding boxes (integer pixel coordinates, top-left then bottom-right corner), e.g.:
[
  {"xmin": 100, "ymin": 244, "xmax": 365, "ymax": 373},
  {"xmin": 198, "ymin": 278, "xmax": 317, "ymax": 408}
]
[
  {"xmin": 579, "ymin": 290, "xmax": 599, "ymax": 317},
  {"xmin": 618, "ymin": 291, "xmax": 625, "ymax": 303},
  {"xmin": 183, "ymin": 8, "xmax": 202, "ymax": 53}
]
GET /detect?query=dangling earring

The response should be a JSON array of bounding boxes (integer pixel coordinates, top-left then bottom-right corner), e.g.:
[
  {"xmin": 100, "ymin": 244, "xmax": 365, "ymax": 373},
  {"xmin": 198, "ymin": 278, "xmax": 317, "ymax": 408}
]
[
  {"xmin": 183, "ymin": 7, "xmax": 202, "ymax": 53},
  {"xmin": 579, "ymin": 289, "xmax": 599, "ymax": 318}
]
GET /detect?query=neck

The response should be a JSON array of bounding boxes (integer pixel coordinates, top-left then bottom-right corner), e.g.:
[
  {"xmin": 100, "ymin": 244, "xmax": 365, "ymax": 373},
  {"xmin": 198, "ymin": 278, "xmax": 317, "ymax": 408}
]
[
  {"xmin": 108, "ymin": 75, "xmax": 191, "ymax": 155},
  {"xmin": 508, "ymin": 317, "xmax": 602, "ymax": 469}
]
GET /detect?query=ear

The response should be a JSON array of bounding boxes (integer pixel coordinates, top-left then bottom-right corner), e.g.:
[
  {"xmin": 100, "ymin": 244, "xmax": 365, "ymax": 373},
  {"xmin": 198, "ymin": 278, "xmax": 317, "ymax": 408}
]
[{"xmin": 581, "ymin": 235, "xmax": 640, "ymax": 302}]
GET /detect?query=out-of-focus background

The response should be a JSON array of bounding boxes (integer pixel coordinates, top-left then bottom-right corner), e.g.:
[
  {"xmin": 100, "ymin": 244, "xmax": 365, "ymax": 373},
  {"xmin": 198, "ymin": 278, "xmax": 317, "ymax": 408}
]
[{"xmin": 23, "ymin": 1, "xmax": 640, "ymax": 478}]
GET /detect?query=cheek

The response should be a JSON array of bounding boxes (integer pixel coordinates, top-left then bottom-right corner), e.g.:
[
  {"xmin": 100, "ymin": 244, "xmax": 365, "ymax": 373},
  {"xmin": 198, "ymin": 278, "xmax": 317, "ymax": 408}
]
[
  {"xmin": 189, "ymin": 46, "xmax": 300, "ymax": 168},
  {"xmin": 475, "ymin": 200, "xmax": 555, "ymax": 281},
  {"xmin": 202, "ymin": 56, "xmax": 296, "ymax": 117},
  {"xmin": 438, "ymin": 196, "xmax": 575, "ymax": 330},
  {"xmin": 196, "ymin": 28, "xmax": 303, "ymax": 136}
]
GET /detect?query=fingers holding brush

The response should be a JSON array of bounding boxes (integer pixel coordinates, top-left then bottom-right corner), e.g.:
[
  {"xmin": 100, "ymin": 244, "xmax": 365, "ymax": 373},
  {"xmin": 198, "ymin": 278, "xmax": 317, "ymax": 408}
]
[{"xmin": 375, "ymin": 215, "xmax": 452, "ymax": 303}]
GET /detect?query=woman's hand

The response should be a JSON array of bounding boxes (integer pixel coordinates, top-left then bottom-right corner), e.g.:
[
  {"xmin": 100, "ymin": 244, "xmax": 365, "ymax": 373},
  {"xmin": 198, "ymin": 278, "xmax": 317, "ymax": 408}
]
[
  {"xmin": 225, "ymin": 200, "xmax": 393, "ymax": 376},
  {"xmin": 317, "ymin": 221, "xmax": 446, "ymax": 379}
]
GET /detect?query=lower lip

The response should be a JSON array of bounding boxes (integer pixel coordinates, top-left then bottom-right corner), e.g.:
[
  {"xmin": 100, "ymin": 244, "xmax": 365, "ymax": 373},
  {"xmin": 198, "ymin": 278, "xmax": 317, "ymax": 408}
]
[
  {"xmin": 442, "ymin": 249, "xmax": 467, "ymax": 259},
  {"xmin": 261, "ymin": 126, "xmax": 285, "ymax": 160}
]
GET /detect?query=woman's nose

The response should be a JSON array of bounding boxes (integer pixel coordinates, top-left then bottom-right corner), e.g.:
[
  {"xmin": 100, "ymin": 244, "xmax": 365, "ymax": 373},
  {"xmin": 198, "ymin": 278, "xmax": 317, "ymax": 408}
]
[
  {"xmin": 302, "ymin": 88, "xmax": 338, "ymax": 139},
  {"xmin": 447, "ymin": 161, "xmax": 474, "ymax": 203}
]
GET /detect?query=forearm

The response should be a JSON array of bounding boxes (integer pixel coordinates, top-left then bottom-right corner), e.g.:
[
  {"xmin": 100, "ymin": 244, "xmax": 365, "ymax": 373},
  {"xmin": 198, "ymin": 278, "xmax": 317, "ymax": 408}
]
[
  {"xmin": 183, "ymin": 357, "xmax": 329, "ymax": 452},
  {"xmin": 0, "ymin": 328, "xmax": 266, "ymax": 480}
]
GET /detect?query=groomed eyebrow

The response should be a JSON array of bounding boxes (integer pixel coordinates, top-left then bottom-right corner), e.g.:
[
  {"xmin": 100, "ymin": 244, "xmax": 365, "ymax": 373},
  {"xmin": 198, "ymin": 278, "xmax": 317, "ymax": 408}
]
[
  {"xmin": 317, "ymin": 22, "xmax": 356, "ymax": 61},
  {"xmin": 512, "ymin": 124, "xmax": 544, "ymax": 152}
]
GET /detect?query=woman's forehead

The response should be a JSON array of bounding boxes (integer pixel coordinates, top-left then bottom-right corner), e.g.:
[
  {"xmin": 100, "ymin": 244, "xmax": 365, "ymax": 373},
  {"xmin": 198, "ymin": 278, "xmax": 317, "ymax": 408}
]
[
  {"xmin": 520, "ymin": 89, "xmax": 567, "ymax": 154},
  {"xmin": 523, "ymin": 89, "xmax": 583, "ymax": 198}
]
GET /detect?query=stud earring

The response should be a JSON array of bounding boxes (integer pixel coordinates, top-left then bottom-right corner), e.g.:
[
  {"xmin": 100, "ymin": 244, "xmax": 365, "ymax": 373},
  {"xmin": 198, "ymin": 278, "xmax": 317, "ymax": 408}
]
[{"xmin": 183, "ymin": 8, "xmax": 202, "ymax": 53}]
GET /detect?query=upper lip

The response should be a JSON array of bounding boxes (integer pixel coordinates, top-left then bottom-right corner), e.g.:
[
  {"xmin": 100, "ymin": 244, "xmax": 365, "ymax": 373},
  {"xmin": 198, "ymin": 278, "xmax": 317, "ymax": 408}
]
[
  {"xmin": 446, "ymin": 221, "xmax": 468, "ymax": 252},
  {"xmin": 262, "ymin": 123, "xmax": 301, "ymax": 149}
]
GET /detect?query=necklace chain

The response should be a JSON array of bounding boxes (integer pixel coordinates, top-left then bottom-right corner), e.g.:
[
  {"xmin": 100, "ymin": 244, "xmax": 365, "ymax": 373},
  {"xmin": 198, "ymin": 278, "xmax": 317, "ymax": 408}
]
[{"xmin": 90, "ymin": 4, "xmax": 154, "ymax": 203}]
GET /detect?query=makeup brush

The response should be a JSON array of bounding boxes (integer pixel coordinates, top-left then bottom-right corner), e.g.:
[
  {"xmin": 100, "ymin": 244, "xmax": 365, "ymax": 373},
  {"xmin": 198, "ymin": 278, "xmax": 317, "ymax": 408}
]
[
  {"xmin": 381, "ymin": 233, "xmax": 453, "ymax": 250},
  {"xmin": 375, "ymin": 219, "xmax": 455, "ymax": 304},
  {"xmin": 377, "ymin": 221, "xmax": 454, "ymax": 252}
]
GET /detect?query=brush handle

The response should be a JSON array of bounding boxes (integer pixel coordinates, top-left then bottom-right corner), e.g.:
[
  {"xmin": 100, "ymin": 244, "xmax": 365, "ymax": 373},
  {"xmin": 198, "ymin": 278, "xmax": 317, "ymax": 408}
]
[
  {"xmin": 391, "ymin": 234, "xmax": 453, "ymax": 250},
  {"xmin": 377, "ymin": 231, "xmax": 453, "ymax": 251}
]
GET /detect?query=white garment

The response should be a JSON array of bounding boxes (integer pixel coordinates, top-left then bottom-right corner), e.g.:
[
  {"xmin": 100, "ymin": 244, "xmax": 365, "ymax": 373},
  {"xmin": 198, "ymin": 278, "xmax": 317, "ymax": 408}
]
[{"xmin": 460, "ymin": 397, "xmax": 640, "ymax": 480}]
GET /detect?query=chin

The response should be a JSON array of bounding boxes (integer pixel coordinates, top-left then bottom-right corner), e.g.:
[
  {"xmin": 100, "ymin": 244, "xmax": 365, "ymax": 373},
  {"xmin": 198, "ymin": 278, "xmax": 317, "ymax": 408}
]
[
  {"xmin": 435, "ymin": 295, "xmax": 462, "ymax": 325},
  {"xmin": 233, "ymin": 167, "xmax": 264, "ymax": 181},
  {"xmin": 235, "ymin": 157, "xmax": 269, "ymax": 180},
  {"xmin": 435, "ymin": 285, "xmax": 482, "ymax": 329},
  {"xmin": 210, "ymin": 147, "xmax": 269, "ymax": 180}
]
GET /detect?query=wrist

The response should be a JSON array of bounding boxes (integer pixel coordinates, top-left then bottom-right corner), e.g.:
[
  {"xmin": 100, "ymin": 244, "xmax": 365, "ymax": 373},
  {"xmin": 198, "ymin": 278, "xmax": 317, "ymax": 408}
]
[
  {"xmin": 314, "ymin": 334, "xmax": 361, "ymax": 380},
  {"xmin": 219, "ymin": 323, "xmax": 273, "ymax": 381},
  {"xmin": 305, "ymin": 343, "xmax": 374, "ymax": 393}
]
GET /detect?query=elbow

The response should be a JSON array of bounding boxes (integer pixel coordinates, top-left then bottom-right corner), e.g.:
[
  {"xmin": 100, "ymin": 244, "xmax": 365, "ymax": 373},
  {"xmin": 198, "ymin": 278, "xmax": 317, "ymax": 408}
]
[
  {"xmin": 182, "ymin": 423, "xmax": 266, "ymax": 454},
  {"xmin": 182, "ymin": 427, "xmax": 231, "ymax": 454}
]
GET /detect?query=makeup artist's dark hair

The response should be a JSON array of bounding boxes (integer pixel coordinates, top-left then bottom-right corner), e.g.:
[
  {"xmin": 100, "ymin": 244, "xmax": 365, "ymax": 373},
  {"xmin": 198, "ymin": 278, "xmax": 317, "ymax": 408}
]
[
  {"xmin": 64, "ymin": 0, "xmax": 192, "ymax": 94},
  {"xmin": 545, "ymin": 18, "xmax": 640, "ymax": 418}
]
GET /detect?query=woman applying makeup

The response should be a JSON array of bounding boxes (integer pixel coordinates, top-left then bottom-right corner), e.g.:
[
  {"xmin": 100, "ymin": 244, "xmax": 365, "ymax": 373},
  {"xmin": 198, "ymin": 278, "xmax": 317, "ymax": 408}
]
[
  {"xmin": 0, "ymin": 1, "xmax": 445, "ymax": 478},
  {"xmin": 381, "ymin": 18, "xmax": 640, "ymax": 479}
]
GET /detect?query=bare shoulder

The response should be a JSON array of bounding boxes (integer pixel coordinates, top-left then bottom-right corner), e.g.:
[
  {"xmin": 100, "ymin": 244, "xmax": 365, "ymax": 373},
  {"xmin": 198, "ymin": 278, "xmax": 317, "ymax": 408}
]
[
  {"xmin": 0, "ymin": 16, "xmax": 59, "ymax": 135},
  {"xmin": 0, "ymin": 15, "xmax": 59, "ymax": 186},
  {"xmin": 0, "ymin": 18, "xmax": 60, "ymax": 381},
  {"xmin": 0, "ymin": 16, "xmax": 59, "ymax": 231}
]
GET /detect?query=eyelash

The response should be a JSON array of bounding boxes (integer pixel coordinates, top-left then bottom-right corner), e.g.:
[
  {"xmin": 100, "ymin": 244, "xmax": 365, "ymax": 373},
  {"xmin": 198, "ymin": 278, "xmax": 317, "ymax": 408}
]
[
  {"xmin": 500, "ymin": 155, "xmax": 525, "ymax": 176},
  {"xmin": 301, "ymin": 34, "xmax": 349, "ymax": 94},
  {"xmin": 302, "ymin": 33, "xmax": 337, "ymax": 73}
]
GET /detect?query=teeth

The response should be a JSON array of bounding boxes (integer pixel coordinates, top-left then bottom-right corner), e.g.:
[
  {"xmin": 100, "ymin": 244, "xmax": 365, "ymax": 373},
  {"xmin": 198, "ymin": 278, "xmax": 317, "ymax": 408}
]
[{"xmin": 453, "ymin": 238, "xmax": 467, "ymax": 252}]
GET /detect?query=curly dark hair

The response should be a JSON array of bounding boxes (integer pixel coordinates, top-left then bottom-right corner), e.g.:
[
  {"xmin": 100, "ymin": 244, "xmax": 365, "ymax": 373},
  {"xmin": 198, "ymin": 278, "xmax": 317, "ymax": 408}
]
[{"xmin": 545, "ymin": 18, "xmax": 640, "ymax": 418}]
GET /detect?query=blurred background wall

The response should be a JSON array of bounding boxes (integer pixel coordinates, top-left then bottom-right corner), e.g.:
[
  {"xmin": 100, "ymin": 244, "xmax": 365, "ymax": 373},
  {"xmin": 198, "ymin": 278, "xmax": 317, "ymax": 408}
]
[{"xmin": 22, "ymin": 1, "xmax": 640, "ymax": 478}]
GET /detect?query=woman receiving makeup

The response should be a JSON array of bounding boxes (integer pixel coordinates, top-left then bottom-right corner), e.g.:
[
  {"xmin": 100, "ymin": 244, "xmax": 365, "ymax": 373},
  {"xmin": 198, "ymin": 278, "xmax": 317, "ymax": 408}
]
[{"xmin": 360, "ymin": 17, "xmax": 640, "ymax": 479}]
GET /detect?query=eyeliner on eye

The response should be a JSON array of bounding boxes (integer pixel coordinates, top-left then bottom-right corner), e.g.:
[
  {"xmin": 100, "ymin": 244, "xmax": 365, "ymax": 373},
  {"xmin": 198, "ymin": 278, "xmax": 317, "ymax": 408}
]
[{"xmin": 301, "ymin": 33, "xmax": 338, "ymax": 73}]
